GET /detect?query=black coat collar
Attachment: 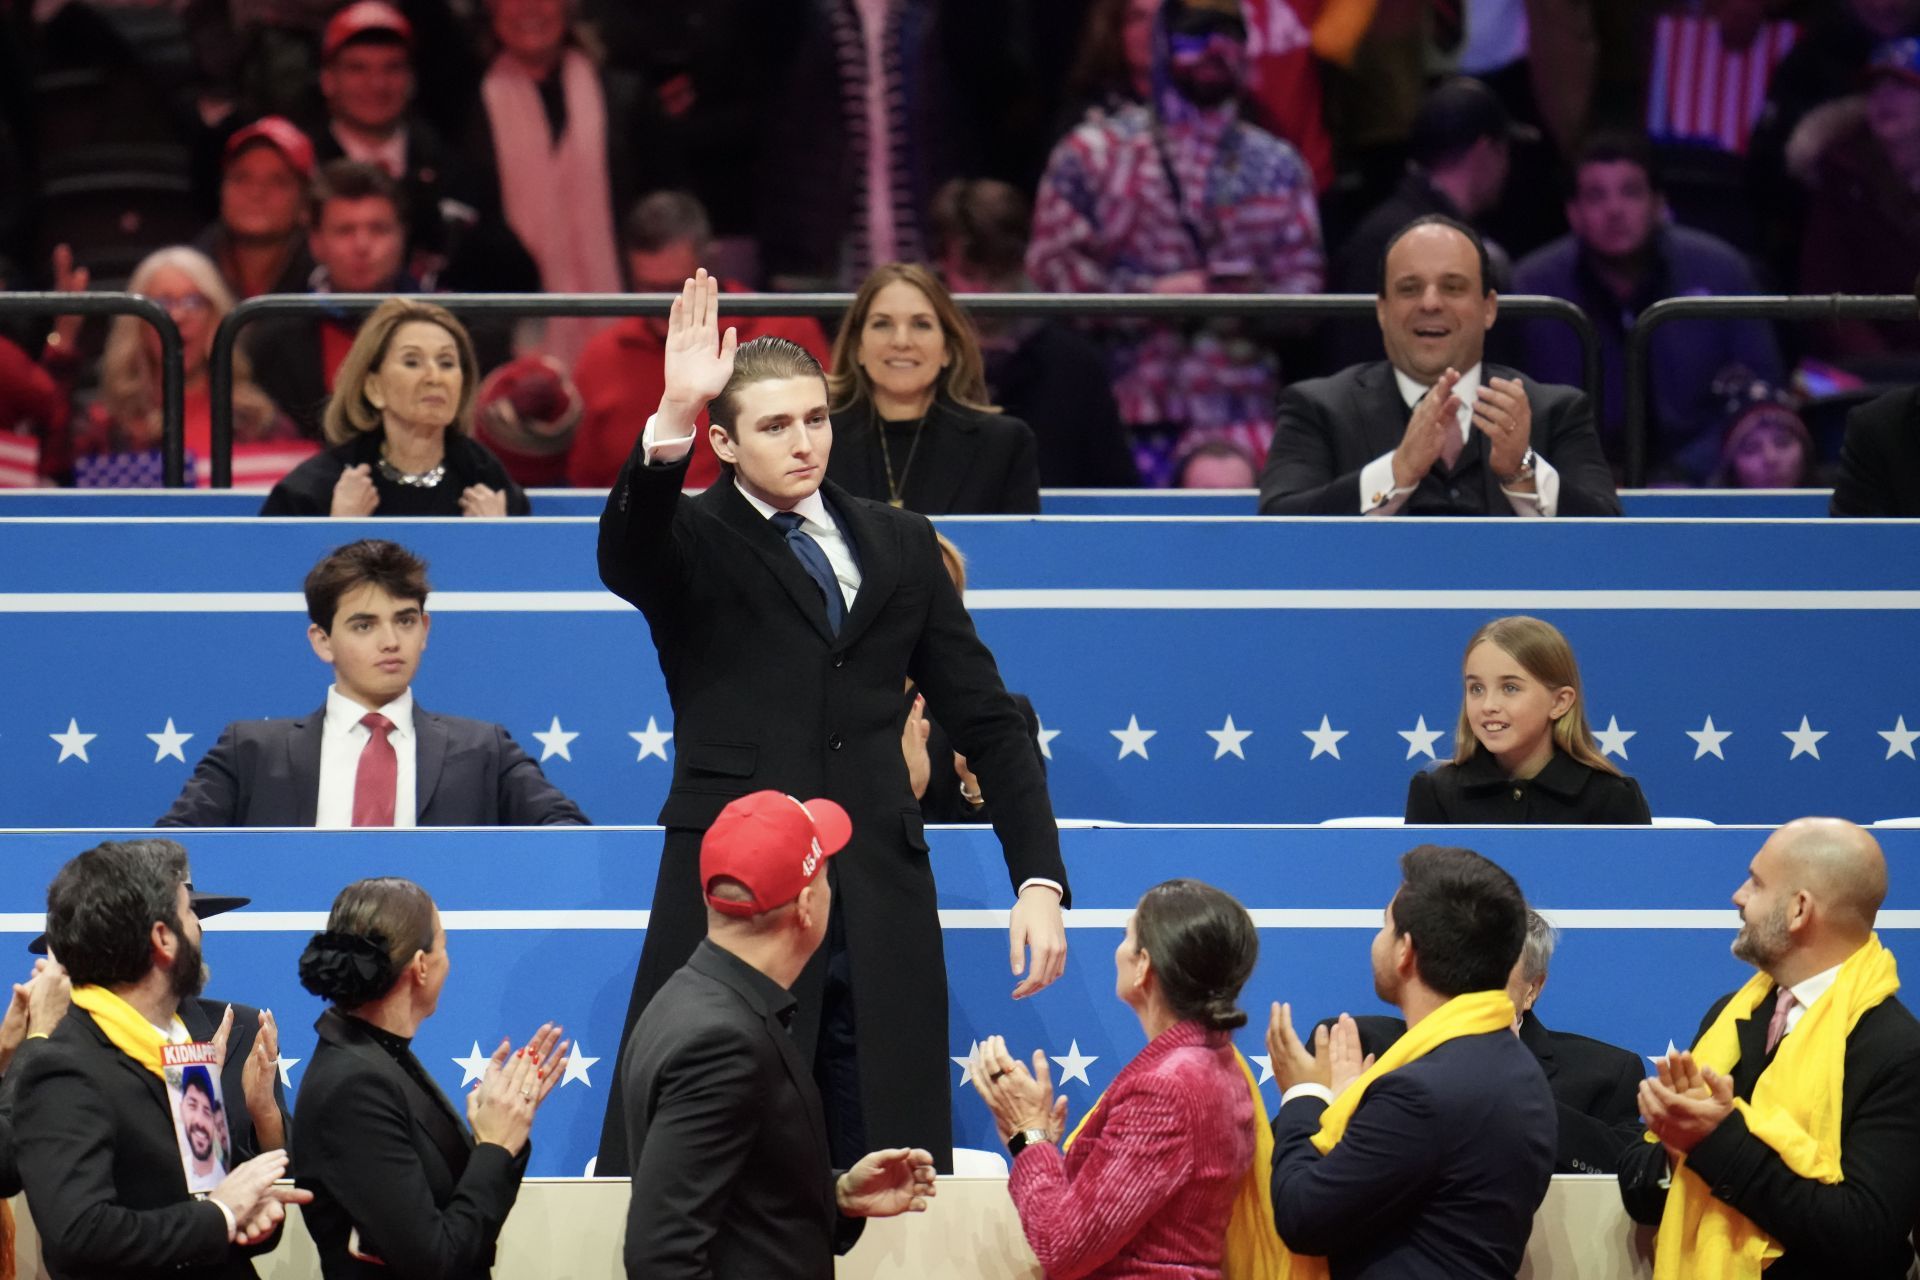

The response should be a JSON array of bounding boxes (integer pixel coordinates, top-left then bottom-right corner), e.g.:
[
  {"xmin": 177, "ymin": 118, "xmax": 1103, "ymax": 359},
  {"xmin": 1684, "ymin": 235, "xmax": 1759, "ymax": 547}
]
[
  {"xmin": 1455, "ymin": 748, "xmax": 1591, "ymax": 801},
  {"xmin": 313, "ymin": 1007, "xmax": 471, "ymax": 1163}
]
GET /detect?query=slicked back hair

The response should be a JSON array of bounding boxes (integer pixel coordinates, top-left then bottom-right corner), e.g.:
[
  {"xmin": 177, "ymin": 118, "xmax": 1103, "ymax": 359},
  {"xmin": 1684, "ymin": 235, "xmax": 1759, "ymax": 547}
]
[{"xmin": 708, "ymin": 337, "xmax": 828, "ymax": 440}]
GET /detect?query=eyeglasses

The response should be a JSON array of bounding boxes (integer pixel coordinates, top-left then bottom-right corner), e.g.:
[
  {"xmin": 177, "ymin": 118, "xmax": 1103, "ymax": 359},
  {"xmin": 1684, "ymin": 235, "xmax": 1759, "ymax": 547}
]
[{"xmin": 147, "ymin": 293, "xmax": 212, "ymax": 316}]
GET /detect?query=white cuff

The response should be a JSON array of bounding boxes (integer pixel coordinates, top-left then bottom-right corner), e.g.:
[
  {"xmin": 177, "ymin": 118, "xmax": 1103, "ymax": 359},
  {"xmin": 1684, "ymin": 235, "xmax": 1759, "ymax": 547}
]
[
  {"xmin": 1503, "ymin": 452, "xmax": 1559, "ymax": 517},
  {"xmin": 1281, "ymin": 1082, "xmax": 1336, "ymax": 1107},
  {"xmin": 640, "ymin": 412, "xmax": 698, "ymax": 467},
  {"xmin": 208, "ymin": 1196, "xmax": 238, "ymax": 1241},
  {"xmin": 1017, "ymin": 878, "xmax": 1064, "ymax": 899},
  {"xmin": 1358, "ymin": 452, "xmax": 1412, "ymax": 515}
]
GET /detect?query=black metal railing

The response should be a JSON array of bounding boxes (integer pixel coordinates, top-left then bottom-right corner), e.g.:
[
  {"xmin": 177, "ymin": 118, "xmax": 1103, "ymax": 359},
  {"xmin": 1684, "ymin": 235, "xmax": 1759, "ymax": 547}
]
[
  {"xmin": 0, "ymin": 294, "xmax": 186, "ymax": 485},
  {"xmin": 208, "ymin": 291, "xmax": 1600, "ymax": 489},
  {"xmin": 1624, "ymin": 294, "xmax": 1915, "ymax": 487}
]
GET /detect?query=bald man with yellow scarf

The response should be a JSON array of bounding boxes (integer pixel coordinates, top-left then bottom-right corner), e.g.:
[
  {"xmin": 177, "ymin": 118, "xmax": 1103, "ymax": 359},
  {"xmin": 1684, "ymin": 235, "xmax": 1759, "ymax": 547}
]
[{"xmin": 1620, "ymin": 818, "xmax": 1920, "ymax": 1280}]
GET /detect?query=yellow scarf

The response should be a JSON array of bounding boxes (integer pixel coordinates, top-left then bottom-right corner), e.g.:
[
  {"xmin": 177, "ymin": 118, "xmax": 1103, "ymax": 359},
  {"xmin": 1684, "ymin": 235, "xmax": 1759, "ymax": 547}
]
[
  {"xmin": 69, "ymin": 984, "xmax": 170, "ymax": 1078},
  {"xmin": 1278, "ymin": 990, "xmax": 1517, "ymax": 1280},
  {"xmin": 1651, "ymin": 936, "xmax": 1899, "ymax": 1280},
  {"xmin": 1064, "ymin": 1048, "xmax": 1283, "ymax": 1280}
]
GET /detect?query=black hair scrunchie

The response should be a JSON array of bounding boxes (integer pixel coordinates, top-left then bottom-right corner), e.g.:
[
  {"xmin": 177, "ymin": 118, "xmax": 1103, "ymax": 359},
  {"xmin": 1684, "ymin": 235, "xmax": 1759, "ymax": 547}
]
[{"xmin": 297, "ymin": 930, "xmax": 397, "ymax": 1006}]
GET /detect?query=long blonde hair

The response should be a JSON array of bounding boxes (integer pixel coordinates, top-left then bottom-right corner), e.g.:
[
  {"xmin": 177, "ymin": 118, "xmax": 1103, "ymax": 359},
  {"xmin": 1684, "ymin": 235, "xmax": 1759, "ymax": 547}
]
[
  {"xmin": 1452, "ymin": 615, "xmax": 1621, "ymax": 776},
  {"xmin": 104, "ymin": 246, "xmax": 270, "ymax": 432},
  {"xmin": 323, "ymin": 298, "xmax": 480, "ymax": 446},
  {"xmin": 825, "ymin": 262, "xmax": 997, "ymax": 416}
]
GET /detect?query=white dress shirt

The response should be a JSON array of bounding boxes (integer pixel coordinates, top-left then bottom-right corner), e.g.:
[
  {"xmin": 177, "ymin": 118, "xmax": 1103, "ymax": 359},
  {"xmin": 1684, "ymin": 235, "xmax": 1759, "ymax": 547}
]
[
  {"xmin": 330, "ymin": 122, "xmax": 409, "ymax": 180},
  {"xmin": 315, "ymin": 686, "xmax": 417, "ymax": 829},
  {"xmin": 640, "ymin": 413, "xmax": 1060, "ymax": 901},
  {"xmin": 1356, "ymin": 363, "xmax": 1561, "ymax": 517},
  {"xmin": 1781, "ymin": 962, "xmax": 1844, "ymax": 1040}
]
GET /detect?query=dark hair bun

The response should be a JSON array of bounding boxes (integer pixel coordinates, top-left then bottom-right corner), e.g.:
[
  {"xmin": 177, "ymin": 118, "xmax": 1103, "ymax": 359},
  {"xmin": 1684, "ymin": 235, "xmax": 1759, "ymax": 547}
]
[
  {"xmin": 1199, "ymin": 995, "xmax": 1248, "ymax": 1032},
  {"xmin": 298, "ymin": 929, "xmax": 397, "ymax": 1005}
]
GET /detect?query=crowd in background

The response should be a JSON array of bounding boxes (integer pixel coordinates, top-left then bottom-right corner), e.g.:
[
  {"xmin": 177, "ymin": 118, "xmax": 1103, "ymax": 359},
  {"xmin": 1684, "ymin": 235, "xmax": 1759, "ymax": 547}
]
[{"xmin": 0, "ymin": 0, "xmax": 1916, "ymax": 495}]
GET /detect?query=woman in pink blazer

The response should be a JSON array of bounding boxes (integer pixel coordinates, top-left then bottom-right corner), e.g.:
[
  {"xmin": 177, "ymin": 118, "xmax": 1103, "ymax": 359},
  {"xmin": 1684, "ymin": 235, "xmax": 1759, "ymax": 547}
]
[{"xmin": 973, "ymin": 879, "xmax": 1260, "ymax": 1279}]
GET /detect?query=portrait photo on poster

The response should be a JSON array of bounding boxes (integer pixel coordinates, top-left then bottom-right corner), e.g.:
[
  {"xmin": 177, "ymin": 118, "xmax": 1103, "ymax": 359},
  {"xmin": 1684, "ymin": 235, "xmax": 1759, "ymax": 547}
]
[{"xmin": 164, "ymin": 1042, "xmax": 233, "ymax": 1193}]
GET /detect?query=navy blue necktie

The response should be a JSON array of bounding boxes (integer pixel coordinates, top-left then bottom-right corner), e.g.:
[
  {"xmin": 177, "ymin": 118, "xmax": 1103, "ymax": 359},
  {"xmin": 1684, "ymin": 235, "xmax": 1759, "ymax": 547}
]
[{"xmin": 770, "ymin": 511, "xmax": 844, "ymax": 634}]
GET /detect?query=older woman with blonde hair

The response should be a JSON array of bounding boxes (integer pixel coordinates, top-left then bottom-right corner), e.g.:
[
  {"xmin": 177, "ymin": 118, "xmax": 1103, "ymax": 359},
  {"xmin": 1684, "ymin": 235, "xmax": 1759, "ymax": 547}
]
[
  {"xmin": 68, "ymin": 246, "xmax": 295, "ymax": 486},
  {"xmin": 822, "ymin": 262, "xmax": 1040, "ymax": 514},
  {"xmin": 261, "ymin": 298, "xmax": 529, "ymax": 516}
]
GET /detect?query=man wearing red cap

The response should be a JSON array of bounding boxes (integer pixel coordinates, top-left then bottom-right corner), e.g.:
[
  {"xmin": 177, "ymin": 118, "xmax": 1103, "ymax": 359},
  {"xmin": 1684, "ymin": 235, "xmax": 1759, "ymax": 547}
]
[
  {"xmin": 596, "ymin": 272, "xmax": 1068, "ymax": 1179},
  {"xmin": 197, "ymin": 117, "xmax": 317, "ymax": 301},
  {"xmin": 621, "ymin": 791, "xmax": 936, "ymax": 1277}
]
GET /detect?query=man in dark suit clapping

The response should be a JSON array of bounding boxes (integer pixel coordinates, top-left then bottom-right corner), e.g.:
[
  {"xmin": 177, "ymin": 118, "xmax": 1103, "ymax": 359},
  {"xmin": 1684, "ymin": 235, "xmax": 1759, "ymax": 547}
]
[
  {"xmin": 13, "ymin": 839, "xmax": 311, "ymax": 1278},
  {"xmin": 1266, "ymin": 845, "xmax": 1555, "ymax": 1278},
  {"xmin": 1258, "ymin": 214, "xmax": 1620, "ymax": 517},
  {"xmin": 160, "ymin": 539, "xmax": 586, "ymax": 828},
  {"xmin": 621, "ymin": 791, "xmax": 936, "ymax": 1278}
]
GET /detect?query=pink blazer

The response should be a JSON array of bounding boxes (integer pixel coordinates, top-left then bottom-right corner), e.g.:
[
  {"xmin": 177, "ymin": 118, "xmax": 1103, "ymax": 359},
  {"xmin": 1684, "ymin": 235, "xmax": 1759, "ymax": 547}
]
[{"xmin": 1008, "ymin": 1020, "xmax": 1256, "ymax": 1279}]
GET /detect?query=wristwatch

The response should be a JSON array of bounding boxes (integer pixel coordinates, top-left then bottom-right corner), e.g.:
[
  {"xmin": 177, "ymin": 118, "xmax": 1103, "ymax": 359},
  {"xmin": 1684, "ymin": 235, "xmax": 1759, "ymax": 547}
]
[
  {"xmin": 1006, "ymin": 1128, "xmax": 1052, "ymax": 1158},
  {"xmin": 1497, "ymin": 448, "xmax": 1537, "ymax": 486}
]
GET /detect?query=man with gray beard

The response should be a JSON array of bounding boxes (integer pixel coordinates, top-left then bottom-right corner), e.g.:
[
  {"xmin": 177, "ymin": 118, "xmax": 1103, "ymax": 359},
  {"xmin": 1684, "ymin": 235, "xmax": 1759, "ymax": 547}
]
[{"xmin": 1619, "ymin": 818, "xmax": 1920, "ymax": 1279}]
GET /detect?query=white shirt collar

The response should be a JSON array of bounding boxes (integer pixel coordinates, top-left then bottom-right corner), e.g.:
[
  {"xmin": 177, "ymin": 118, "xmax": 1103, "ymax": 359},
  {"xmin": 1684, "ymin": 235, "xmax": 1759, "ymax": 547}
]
[
  {"xmin": 733, "ymin": 478, "xmax": 834, "ymax": 534},
  {"xmin": 1394, "ymin": 363, "xmax": 1484, "ymax": 441},
  {"xmin": 324, "ymin": 685, "xmax": 415, "ymax": 737},
  {"xmin": 1788, "ymin": 962, "xmax": 1845, "ymax": 1015}
]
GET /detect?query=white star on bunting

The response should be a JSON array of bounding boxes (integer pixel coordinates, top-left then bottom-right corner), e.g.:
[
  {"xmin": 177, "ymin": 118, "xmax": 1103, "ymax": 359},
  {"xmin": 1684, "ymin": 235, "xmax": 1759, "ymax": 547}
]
[
  {"xmin": 1592, "ymin": 716, "xmax": 1636, "ymax": 760},
  {"xmin": 1686, "ymin": 716, "xmax": 1731, "ymax": 761},
  {"xmin": 561, "ymin": 1041, "xmax": 600, "ymax": 1087},
  {"xmin": 532, "ymin": 716, "xmax": 579, "ymax": 762},
  {"xmin": 1783, "ymin": 716, "xmax": 1827, "ymax": 761},
  {"xmin": 275, "ymin": 1055, "xmax": 301, "ymax": 1088},
  {"xmin": 952, "ymin": 1040, "xmax": 981, "ymax": 1087},
  {"xmin": 1034, "ymin": 719, "xmax": 1061, "ymax": 760},
  {"xmin": 1207, "ymin": 715, "xmax": 1252, "ymax": 760},
  {"xmin": 1398, "ymin": 715, "xmax": 1444, "ymax": 761},
  {"xmin": 628, "ymin": 717, "xmax": 673, "ymax": 762},
  {"xmin": 453, "ymin": 1041, "xmax": 492, "ymax": 1087},
  {"xmin": 1050, "ymin": 1041, "xmax": 1098, "ymax": 1087},
  {"xmin": 1251, "ymin": 1054, "xmax": 1274, "ymax": 1085},
  {"xmin": 1879, "ymin": 716, "xmax": 1919, "ymax": 761},
  {"xmin": 51, "ymin": 719, "xmax": 96, "ymax": 764},
  {"xmin": 146, "ymin": 718, "xmax": 193, "ymax": 763},
  {"xmin": 1110, "ymin": 716, "xmax": 1155, "ymax": 760},
  {"xmin": 1303, "ymin": 715, "xmax": 1347, "ymax": 760}
]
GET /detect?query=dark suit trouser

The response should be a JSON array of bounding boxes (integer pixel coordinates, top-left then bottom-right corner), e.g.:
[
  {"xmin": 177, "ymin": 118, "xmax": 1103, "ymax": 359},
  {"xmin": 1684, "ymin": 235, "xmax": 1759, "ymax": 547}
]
[{"xmin": 814, "ymin": 890, "xmax": 866, "ymax": 1170}]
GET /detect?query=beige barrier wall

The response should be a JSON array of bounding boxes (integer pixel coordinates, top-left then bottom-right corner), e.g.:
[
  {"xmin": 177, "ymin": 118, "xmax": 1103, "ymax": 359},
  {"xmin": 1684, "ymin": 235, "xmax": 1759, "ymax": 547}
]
[{"xmin": 13, "ymin": 1176, "xmax": 1654, "ymax": 1278}]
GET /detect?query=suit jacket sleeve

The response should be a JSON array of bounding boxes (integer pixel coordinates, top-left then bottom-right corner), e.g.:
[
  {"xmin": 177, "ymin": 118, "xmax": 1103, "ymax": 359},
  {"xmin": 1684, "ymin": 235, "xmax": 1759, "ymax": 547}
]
[
  {"xmin": 1830, "ymin": 396, "xmax": 1900, "ymax": 517},
  {"xmin": 1555, "ymin": 1053, "xmax": 1647, "ymax": 1175},
  {"xmin": 1619, "ymin": 998, "xmax": 1726, "ymax": 1224},
  {"xmin": 489, "ymin": 724, "xmax": 589, "ymax": 825},
  {"xmin": 1006, "ymin": 1085, "xmax": 1195, "ymax": 1279},
  {"xmin": 157, "ymin": 724, "xmax": 245, "ymax": 826},
  {"xmin": 905, "ymin": 521, "xmax": 1067, "ymax": 901},
  {"xmin": 1595, "ymin": 775, "xmax": 1652, "ymax": 824},
  {"xmin": 597, "ymin": 442, "xmax": 696, "ymax": 619},
  {"xmin": 1269, "ymin": 1076, "xmax": 1445, "ymax": 1255},
  {"xmin": 1680, "ymin": 1035, "xmax": 1920, "ymax": 1270},
  {"xmin": 624, "ymin": 1022, "xmax": 768, "ymax": 1279},
  {"xmin": 303, "ymin": 1066, "xmax": 525, "ymax": 1280},
  {"xmin": 1259, "ymin": 383, "xmax": 1365, "ymax": 516},
  {"xmin": 1534, "ymin": 385, "xmax": 1621, "ymax": 516},
  {"xmin": 14, "ymin": 1045, "xmax": 233, "ymax": 1272}
]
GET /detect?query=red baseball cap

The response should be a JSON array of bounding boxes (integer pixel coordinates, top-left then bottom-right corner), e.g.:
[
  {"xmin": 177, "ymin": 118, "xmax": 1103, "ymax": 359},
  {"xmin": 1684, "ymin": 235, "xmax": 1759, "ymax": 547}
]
[
  {"xmin": 701, "ymin": 791, "xmax": 852, "ymax": 918},
  {"xmin": 322, "ymin": 1, "xmax": 414, "ymax": 61},
  {"xmin": 224, "ymin": 116, "xmax": 316, "ymax": 181}
]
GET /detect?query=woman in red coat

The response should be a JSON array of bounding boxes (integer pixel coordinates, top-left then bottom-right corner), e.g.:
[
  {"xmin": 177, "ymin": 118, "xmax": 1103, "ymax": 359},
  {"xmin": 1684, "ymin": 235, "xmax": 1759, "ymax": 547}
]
[{"xmin": 973, "ymin": 879, "xmax": 1262, "ymax": 1279}]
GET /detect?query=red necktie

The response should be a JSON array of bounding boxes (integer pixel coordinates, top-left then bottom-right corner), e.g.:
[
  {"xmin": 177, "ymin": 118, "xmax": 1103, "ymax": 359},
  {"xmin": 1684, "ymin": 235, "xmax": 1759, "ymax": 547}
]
[
  {"xmin": 1763, "ymin": 987, "xmax": 1797, "ymax": 1055},
  {"xmin": 352, "ymin": 713, "xmax": 398, "ymax": 827}
]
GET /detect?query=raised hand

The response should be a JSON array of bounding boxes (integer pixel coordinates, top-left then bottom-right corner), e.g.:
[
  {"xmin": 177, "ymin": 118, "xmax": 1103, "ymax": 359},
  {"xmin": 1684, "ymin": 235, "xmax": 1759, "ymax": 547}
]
[
  {"xmin": 50, "ymin": 243, "xmax": 91, "ymax": 350},
  {"xmin": 209, "ymin": 1150, "xmax": 298, "ymax": 1238},
  {"xmin": 1472, "ymin": 376, "xmax": 1533, "ymax": 479},
  {"xmin": 659, "ymin": 269, "xmax": 740, "ymax": 432},
  {"xmin": 1326, "ymin": 1012, "xmax": 1374, "ymax": 1094},
  {"xmin": 970, "ymin": 1038, "xmax": 1059, "ymax": 1141},
  {"xmin": 458, "ymin": 483, "xmax": 508, "ymax": 518},
  {"xmin": 1266, "ymin": 1001, "xmax": 1332, "ymax": 1093},
  {"xmin": 1391, "ymin": 366, "xmax": 1463, "ymax": 490},
  {"xmin": 330, "ymin": 464, "xmax": 380, "ymax": 517}
]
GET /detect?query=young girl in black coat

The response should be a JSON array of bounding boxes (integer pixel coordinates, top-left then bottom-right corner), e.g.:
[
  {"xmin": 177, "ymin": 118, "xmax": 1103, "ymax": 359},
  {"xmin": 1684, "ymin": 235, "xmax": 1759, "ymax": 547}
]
[{"xmin": 1406, "ymin": 615, "xmax": 1651, "ymax": 825}]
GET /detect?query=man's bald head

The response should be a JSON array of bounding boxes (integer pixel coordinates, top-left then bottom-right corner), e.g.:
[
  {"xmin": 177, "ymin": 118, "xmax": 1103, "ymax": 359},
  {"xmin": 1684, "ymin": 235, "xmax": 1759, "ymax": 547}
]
[{"xmin": 1771, "ymin": 817, "xmax": 1887, "ymax": 936}]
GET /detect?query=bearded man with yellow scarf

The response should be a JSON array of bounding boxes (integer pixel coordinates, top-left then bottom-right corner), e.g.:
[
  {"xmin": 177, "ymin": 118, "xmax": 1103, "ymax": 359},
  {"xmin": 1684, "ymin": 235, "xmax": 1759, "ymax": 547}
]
[
  {"xmin": 1619, "ymin": 817, "xmax": 1920, "ymax": 1280},
  {"xmin": 1266, "ymin": 844, "xmax": 1555, "ymax": 1279}
]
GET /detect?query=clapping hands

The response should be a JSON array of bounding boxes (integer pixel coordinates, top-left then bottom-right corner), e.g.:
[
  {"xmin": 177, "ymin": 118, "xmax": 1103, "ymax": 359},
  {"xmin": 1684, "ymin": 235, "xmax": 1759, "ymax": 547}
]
[
  {"xmin": 1266, "ymin": 1003, "xmax": 1374, "ymax": 1095},
  {"xmin": 466, "ymin": 1023, "xmax": 570, "ymax": 1156},
  {"xmin": 1640, "ymin": 1049, "xmax": 1734, "ymax": 1162}
]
